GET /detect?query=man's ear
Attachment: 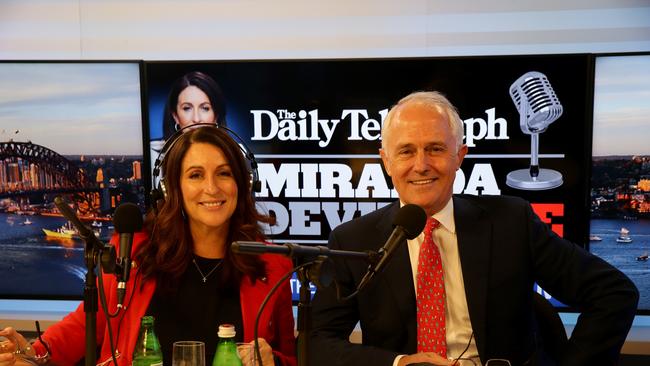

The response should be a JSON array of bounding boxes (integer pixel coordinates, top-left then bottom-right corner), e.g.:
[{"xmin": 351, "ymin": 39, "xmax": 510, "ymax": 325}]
[
  {"xmin": 456, "ymin": 144, "xmax": 468, "ymax": 170},
  {"xmin": 379, "ymin": 148, "xmax": 392, "ymax": 177}
]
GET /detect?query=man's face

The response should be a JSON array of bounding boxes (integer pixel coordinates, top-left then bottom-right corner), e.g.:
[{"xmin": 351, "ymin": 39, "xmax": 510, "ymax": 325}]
[{"xmin": 380, "ymin": 101, "xmax": 467, "ymax": 216}]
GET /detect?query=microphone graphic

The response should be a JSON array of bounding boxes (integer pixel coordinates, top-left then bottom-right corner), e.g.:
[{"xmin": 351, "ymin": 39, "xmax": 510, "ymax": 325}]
[{"xmin": 507, "ymin": 71, "xmax": 564, "ymax": 190}]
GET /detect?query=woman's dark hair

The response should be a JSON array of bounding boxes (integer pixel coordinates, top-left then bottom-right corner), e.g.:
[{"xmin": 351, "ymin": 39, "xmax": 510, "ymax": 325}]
[
  {"xmin": 136, "ymin": 126, "xmax": 271, "ymax": 290},
  {"xmin": 162, "ymin": 71, "xmax": 227, "ymax": 139}
]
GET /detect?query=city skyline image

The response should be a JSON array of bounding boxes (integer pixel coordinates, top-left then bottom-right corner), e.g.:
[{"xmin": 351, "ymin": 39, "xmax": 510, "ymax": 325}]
[
  {"xmin": 590, "ymin": 54, "xmax": 650, "ymax": 312},
  {"xmin": 0, "ymin": 62, "xmax": 147, "ymax": 298},
  {"xmin": 0, "ymin": 62, "xmax": 145, "ymax": 209}
]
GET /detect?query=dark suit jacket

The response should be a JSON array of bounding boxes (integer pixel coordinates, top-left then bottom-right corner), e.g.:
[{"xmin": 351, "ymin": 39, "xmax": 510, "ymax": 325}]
[{"xmin": 308, "ymin": 195, "xmax": 638, "ymax": 366}]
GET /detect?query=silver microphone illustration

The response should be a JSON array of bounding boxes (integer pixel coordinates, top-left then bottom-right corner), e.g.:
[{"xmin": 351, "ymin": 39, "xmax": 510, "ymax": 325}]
[{"xmin": 507, "ymin": 71, "xmax": 564, "ymax": 190}]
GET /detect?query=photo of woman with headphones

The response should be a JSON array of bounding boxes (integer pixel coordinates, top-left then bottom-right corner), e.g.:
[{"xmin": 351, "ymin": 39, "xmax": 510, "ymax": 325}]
[
  {"xmin": 162, "ymin": 71, "xmax": 227, "ymax": 137},
  {"xmin": 150, "ymin": 70, "xmax": 227, "ymax": 174},
  {"xmin": 1, "ymin": 125, "xmax": 296, "ymax": 366}
]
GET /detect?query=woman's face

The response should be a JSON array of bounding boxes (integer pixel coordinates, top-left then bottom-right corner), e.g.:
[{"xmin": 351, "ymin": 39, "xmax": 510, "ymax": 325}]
[
  {"xmin": 173, "ymin": 85, "xmax": 216, "ymax": 128},
  {"xmin": 180, "ymin": 142, "xmax": 238, "ymax": 235}
]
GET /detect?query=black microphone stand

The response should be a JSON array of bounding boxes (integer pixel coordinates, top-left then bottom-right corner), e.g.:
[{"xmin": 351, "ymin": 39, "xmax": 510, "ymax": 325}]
[
  {"xmin": 54, "ymin": 197, "xmax": 116, "ymax": 366},
  {"xmin": 295, "ymin": 256, "xmax": 320, "ymax": 366},
  {"xmin": 233, "ymin": 242, "xmax": 376, "ymax": 366},
  {"xmin": 296, "ymin": 251, "xmax": 379, "ymax": 366},
  {"xmin": 82, "ymin": 238, "xmax": 100, "ymax": 366}
]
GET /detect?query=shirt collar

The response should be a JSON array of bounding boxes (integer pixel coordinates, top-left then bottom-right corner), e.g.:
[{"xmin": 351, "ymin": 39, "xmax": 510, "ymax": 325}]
[
  {"xmin": 433, "ymin": 198, "xmax": 455, "ymax": 234},
  {"xmin": 399, "ymin": 197, "xmax": 455, "ymax": 234}
]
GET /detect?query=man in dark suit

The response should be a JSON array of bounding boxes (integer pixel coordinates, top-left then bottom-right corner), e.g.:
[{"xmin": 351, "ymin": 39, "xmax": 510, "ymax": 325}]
[{"xmin": 308, "ymin": 91, "xmax": 638, "ymax": 366}]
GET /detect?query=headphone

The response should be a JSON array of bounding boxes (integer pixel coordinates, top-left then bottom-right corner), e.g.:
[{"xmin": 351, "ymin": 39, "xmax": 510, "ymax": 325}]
[{"xmin": 149, "ymin": 122, "xmax": 261, "ymax": 208}]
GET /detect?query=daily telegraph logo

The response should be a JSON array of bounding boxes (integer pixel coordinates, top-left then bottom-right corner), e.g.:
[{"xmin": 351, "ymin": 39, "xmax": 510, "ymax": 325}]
[
  {"xmin": 251, "ymin": 109, "xmax": 387, "ymax": 148},
  {"xmin": 251, "ymin": 108, "xmax": 510, "ymax": 148}
]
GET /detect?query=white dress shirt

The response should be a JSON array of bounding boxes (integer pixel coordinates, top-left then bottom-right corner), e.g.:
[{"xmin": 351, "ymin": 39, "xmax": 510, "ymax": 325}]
[{"xmin": 393, "ymin": 198, "xmax": 481, "ymax": 366}]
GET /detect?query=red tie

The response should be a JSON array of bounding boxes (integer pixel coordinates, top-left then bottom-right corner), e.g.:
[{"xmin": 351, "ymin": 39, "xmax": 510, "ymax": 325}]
[{"xmin": 416, "ymin": 217, "xmax": 447, "ymax": 357}]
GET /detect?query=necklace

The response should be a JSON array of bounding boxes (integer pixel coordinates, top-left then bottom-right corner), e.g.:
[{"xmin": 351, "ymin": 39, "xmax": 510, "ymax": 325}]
[{"xmin": 192, "ymin": 258, "xmax": 223, "ymax": 283}]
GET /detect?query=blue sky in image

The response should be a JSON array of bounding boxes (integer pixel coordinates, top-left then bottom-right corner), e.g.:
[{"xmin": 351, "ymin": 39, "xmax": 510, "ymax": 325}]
[
  {"xmin": 593, "ymin": 55, "xmax": 650, "ymax": 156},
  {"xmin": 0, "ymin": 63, "xmax": 143, "ymax": 155}
]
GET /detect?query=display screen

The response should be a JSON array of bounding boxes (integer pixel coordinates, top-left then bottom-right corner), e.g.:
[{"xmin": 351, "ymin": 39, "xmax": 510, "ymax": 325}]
[
  {"xmin": 145, "ymin": 55, "xmax": 592, "ymax": 303},
  {"xmin": 0, "ymin": 62, "xmax": 147, "ymax": 299},
  {"xmin": 589, "ymin": 53, "xmax": 650, "ymax": 314}
]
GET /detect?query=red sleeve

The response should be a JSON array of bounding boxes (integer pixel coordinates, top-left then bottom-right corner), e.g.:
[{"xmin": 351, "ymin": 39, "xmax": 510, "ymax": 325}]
[
  {"xmin": 32, "ymin": 232, "xmax": 150, "ymax": 365},
  {"xmin": 33, "ymin": 280, "xmax": 111, "ymax": 365},
  {"xmin": 270, "ymin": 257, "xmax": 297, "ymax": 366}
]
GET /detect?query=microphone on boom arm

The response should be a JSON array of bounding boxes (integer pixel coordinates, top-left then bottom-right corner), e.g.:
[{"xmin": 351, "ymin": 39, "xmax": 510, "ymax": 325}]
[
  {"xmin": 356, "ymin": 204, "xmax": 427, "ymax": 292},
  {"xmin": 54, "ymin": 195, "xmax": 117, "ymax": 280},
  {"xmin": 54, "ymin": 196, "xmax": 107, "ymax": 251},
  {"xmin": 113, "ymin": 202, "xmax": 143, "ymax": 309}
]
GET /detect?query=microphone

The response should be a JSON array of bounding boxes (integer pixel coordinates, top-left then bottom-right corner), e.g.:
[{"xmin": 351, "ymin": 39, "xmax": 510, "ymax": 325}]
[
  {"xmin": 357, "ymin": 204, "xmax": 427, "ymax": 291},
  {"xmin": 507, "ymin": 71, "xmax": 564, "ymax": 190},
  {"xmin": 54, "ymin": 196, "xmax": 105, "ymax": 251},
  {"xmin": 510, "ymin": 71, "xmax": 563, "ymax": 134},
  {"xmin": 233, "ymin": 241, "xmax": 378, "ymax": 291},
  {"xmin": 232, "ymin": 241, "xmax": 374, "ymax": 260},
  {"xmin": 113, "ymin": 202, "xmax": 143, "ymax": 309}
]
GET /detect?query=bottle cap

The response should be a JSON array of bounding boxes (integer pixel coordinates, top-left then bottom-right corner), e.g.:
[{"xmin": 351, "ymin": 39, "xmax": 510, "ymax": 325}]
[{"xmin": 218, "ymin": 324, "xmax": 236, "ymax": 338}]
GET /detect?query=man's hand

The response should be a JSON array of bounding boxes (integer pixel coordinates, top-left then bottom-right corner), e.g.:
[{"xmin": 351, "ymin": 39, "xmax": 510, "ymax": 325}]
[{"xmin": 397, "ymin": 352, "xmax": 454, "ymax": 366}]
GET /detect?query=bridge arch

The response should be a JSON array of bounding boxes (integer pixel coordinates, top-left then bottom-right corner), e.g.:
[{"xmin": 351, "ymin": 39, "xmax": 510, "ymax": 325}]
[{"xmin": 0, "ymin": 141, "xmax": 98, "ymax": 211}]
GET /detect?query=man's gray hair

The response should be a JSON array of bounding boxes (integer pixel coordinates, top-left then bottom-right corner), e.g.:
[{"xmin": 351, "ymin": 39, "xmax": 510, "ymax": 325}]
[{"xmin": 381, "ymin": 91, "xmax": 465, "ymax": 150}]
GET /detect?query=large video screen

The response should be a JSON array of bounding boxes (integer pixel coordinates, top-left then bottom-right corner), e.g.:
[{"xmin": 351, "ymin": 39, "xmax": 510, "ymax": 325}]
[
  {"xmin": 146, "ymin": 55, "xmax": 592, "ymax": 303},
  {"xmin": 0, "ymin": 62, "xmax": 146, "ymax": 299},
  {"xmin": 589, "ymin": 53, "xmax": 650, "ymax": 314}
]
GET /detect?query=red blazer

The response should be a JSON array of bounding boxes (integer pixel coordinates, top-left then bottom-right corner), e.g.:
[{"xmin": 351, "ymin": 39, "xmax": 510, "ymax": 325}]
[{"xmin": 33, "ymin": 233, "xmax": 297, "ymax": 366}]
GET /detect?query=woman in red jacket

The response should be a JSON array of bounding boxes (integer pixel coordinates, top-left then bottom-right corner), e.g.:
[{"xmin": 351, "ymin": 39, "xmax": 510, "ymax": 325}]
[{"xmin": 0, "ymin": 125, "xmax": 296, "ymax": 366}]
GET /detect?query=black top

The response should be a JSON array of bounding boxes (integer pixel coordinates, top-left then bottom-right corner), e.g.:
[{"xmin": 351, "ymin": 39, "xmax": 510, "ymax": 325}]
[{"xmin": 146, "ymin": 255, "xmax": 244, "ymax": 365}]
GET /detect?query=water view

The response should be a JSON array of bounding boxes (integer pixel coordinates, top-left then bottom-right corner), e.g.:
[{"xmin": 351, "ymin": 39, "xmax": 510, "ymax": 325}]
[
  {"xmin": 0, "ymin": 212, "xmax": 115, "ymax": 298},
  {"xmin": 589, "ymin": 218, "xmax": 650, "ymax": 311}
]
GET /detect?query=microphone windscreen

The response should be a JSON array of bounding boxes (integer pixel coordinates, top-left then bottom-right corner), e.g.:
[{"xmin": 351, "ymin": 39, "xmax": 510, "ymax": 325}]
[
  {"xmin": 393, "ymin": 204, "xmax": 427, "ymax": 240},
  {"xmin": 114, "ymin": 203, "xmax": 144, "ymax": 233}
]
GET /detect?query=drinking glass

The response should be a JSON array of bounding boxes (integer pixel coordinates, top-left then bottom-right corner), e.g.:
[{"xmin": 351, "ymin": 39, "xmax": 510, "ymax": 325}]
[{"xmin": 172, "ymin": 341, "xmax": 205, "ymax": 366}]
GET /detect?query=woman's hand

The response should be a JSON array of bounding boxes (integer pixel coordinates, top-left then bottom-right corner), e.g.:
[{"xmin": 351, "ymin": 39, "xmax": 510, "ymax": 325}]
[
  {"xmin": 0, "ymin": 327, "xmax": 33, "ymax": 366},
  {"xmin": 0, "ymin": 339, "xmax": 17, "ymax": 366},
  {"xmin": 238, "ymin": 338, "xmax": 275, "ymax": 366}
]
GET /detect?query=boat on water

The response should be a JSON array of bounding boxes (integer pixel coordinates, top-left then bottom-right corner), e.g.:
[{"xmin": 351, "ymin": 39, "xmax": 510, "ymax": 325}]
[
  {"xmin": 637, "ymin": 253, "xmax": 648, "ymax": 261},
  {"xmin": 43, "ymin": 223, "xmax": 77, "ymax": 239},
  {"xmin": 91, "ymin": 220, "xmax": 102, "ymax": 227},
  {"xmin": 616, "ymin": 227, "xmax": 633, "ymax": 243},
  {"xmin": 20, "ymin": 218, "xmax": 33, "ymax": 225},
  {"xmin": 589, "ymin": 235, "xmax": 602, "ymax": 242}
]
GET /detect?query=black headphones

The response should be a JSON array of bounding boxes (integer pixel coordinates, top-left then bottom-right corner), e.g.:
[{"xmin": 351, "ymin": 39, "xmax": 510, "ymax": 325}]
[{"xmin": 149, "ymin": 122, "xmax": 261, "ymax": 207}]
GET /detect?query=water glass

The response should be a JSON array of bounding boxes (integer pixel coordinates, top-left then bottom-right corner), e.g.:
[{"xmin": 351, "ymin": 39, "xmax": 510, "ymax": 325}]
[{"xmin": 172, "ymin": 341, "xmax": 205, "ymax": 366}]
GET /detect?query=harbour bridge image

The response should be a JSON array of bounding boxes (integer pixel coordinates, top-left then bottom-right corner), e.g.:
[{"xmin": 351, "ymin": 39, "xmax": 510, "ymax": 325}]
[{"xmin": 0, "ymin": 140, "xmax": 100, "ymax": 214}]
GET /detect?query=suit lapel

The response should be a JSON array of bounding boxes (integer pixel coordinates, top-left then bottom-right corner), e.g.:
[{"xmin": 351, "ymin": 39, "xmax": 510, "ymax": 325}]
[
  {"xmin": 454, "ymin": 196, "xmax": 491, "ymax": 358},
  {"xmin": 376, "ymin": 203, "xmax": 417, "ymax": 345}
]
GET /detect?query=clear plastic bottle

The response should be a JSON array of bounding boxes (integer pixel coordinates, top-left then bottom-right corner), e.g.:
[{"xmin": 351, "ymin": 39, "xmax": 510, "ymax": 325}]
[
  {"xmin": 212, "ymin": 324, "xmax": 242, "ymax": 366},
  {"xmin": 132, "ymin": 316, "xmax": 163, "ymax": 366}
]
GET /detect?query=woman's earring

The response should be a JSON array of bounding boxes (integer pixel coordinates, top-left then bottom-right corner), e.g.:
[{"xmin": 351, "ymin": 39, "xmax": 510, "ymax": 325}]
[{"xmin": 174, "ymin": 123, "xmax": 180, "ymax": 131}]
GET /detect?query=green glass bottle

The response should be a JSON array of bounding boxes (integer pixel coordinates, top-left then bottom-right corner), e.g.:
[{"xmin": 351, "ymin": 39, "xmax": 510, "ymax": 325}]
[
  {"xmin": 132, "ymin": 316, "xmax": 163, "ymax": 366},
  {"xmin": 212, "ymin": 324, "xmax": 242, "ymax": 366}
]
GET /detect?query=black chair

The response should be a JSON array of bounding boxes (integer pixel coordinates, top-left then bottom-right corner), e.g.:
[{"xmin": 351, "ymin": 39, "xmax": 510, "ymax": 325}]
[{"xmin": 533, "ymin": 292, "xmax": 568, "ymax": 363}]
